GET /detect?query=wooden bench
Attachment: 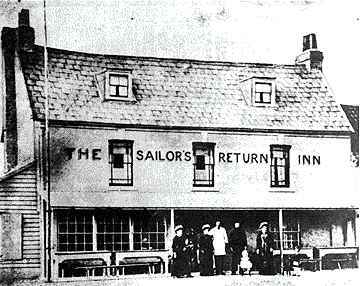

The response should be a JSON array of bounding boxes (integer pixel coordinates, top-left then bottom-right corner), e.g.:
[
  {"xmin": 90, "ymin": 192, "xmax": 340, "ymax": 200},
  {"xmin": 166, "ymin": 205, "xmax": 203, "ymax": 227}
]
[
  {"xmin": 321, "ymin": 253, "xmax": 357, "ymax": 270},
  {"xmin": 299, "ymin": 258, "xmax": 321, "ymax": 271},
  {"xmin": 119, "ymin": 256, "xmax": 165, "ymax": 275},
  {"xmin": 59, "ymin": 258, "xmax": 107, "ymax": 277}
]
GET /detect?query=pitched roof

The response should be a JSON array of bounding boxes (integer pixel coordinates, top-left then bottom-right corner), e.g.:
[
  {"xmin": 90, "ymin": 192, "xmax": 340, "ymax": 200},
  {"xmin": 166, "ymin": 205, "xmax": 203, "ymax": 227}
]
[
  {"xmin": 20, "ymin": 45, "xmax": 352, "ymax": 133},
  {"xmin": 341, "ymin": 105, "xmax": 359, "ymax": 133}
]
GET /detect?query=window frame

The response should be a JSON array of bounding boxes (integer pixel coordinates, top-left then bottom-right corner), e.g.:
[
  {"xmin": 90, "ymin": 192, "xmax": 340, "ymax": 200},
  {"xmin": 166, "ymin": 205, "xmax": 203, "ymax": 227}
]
[
  {"xmin": 96, "ymin": 214, "xmax": 130, "ymax": 252},
  {"xmin": 270, "ymin": 222, "xmax": 301, "ymax": 250},
  {"xmin": 109, "ymin": 140, "xmax": 134, "ymax": 186},
  {"xmin": 252, "ymin": 78, "xmax": 276, "ymax": 106},
  {"xmin": 56, "ymin": 211, "xmax": 168, "ymax": 253},
  {"xmin": 270, "ymin": 144, "xmax": 291, "ymax": 188},
  {"xmin": 57, "ymin": 212, "xmax": 93, "ymax": 252},
  {"xmin": 192, "ymin": 142, "xmax": 216, "ymax": 187},
  {"xmin": 133, "ymin": 215, "xmax": 167, "ymax": 251},
  {"xmin": 105, "ymin": 71, "xmax": 133, "ymax": 101}
]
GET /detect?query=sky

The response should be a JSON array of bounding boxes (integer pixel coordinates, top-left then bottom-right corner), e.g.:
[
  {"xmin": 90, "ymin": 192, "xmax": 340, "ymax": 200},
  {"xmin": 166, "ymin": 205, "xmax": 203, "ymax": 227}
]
[{"xmin": 2, "ymin": 0, "xmax": 360, "ymax": 104}]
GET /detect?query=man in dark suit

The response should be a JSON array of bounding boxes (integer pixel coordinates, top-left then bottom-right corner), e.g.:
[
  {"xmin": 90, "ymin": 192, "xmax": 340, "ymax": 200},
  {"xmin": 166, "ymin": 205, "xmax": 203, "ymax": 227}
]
[
  {"xmin": 197, "ymin": 224, "xmax": 214, "ymax": 276},
  {"xmin": 229, "ymin": 222, "xmax": 247, "ymax": 275}
]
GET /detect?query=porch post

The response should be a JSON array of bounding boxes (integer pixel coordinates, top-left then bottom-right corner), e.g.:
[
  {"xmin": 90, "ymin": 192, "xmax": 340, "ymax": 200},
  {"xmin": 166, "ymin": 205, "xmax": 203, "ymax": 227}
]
[
  {"xmin": 166, "ymin": 208, "xmax": 175, "ymax": 274},
  {"xmin": 355, "ymin": 209, "xmax": 360, "ymax": 264},
  {"xmin": 170, "ymin": 208, "xmax": 175, "ymax": 238},
  {"xmin": 278, "ymin": 209, "xmax": 284, "ymax": 275}
]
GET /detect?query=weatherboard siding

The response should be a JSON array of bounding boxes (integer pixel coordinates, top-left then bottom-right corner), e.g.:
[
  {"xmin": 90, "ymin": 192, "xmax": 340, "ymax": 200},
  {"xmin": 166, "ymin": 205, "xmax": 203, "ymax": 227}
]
[{"xmin": 0, "ymin": 167, "xmax": 40, "ymax": 278}]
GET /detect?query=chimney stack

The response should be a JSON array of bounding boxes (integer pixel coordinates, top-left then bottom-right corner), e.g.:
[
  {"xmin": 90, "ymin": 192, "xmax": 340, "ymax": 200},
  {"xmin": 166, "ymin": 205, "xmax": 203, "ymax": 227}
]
[
  {"xmin": 295, "ymin": 33, "xmax": 323, "ymax": 71},
  {"xmin": 17, "ymin": 9, "xmax": 35, "ymax": 52}
]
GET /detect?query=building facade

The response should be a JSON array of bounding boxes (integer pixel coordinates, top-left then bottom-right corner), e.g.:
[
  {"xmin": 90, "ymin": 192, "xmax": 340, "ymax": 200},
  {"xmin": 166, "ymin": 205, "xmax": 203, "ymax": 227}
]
[{"xmin": 0, "ymin": 10, "xmax": 358, "ymax": 281}]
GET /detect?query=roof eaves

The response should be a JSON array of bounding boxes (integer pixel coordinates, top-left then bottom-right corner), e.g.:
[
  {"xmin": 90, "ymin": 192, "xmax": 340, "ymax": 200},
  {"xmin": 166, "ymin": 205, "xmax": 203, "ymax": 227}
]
[
  {"xmin": 0, "ymin": 160, "xmax": 36, "ymax": 183},
  {"xmin": 30, "ymin": 45, "xmax": 299, "ymax": 69}
]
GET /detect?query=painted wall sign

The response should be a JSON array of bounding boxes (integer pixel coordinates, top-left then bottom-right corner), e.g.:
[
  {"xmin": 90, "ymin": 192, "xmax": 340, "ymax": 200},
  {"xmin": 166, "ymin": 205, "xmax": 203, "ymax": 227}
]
[
  {"xmin": 62, "ymin": 148, "xmax": 321, "ymax": 165},
  {"xmin": 136, "ymin": 150, "xmax": 192, "ymax": 161}
]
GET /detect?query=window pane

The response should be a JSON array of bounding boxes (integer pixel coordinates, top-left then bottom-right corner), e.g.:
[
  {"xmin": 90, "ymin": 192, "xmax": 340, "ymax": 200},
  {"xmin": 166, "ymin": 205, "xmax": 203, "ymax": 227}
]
[
  {"xmin": 58, "ymin": 223, "xmax": 67, "ymax": 233},
  {"xmin": 68, "ymin": 224, "xmax": 75, "ymax": 233},
  {"xmin": 109, "ymin": 75, "xmax": 121, "ymax": 85},
  {"xmin": 195, "ymin": 155, "xmax": 205, "ymax": 170},
  {"xmin": 76, "ymin": 223, "xmax": 84, "ymax": 233},
  {"xmin": 262, "ymin": 93, "xmax": 271, "ymax": 103},
  {"xmin": 256, "ymin": 83, "xmax": 272, "ymax": 93},
  {"xmin": 118, "ymin": 76, "xmax": 128, "ymax": 86},
  {"xmin": 118, "ymin": 86, "xmax": 128, "ymax": 97},
  {"xmin": 113, "ymin": 154, "xmax": 124, "ymax": 168},
  {"xmin": 109, "ymin": 86, "xmax": 117, "ymax": 96},
  {"xmin": 58, "ymin": 234, "xmax": 67, "ymax": 244}
]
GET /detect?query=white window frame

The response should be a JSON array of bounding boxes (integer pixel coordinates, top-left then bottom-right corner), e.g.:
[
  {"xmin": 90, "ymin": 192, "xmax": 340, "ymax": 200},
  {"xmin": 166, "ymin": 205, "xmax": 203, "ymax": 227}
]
[
  {"xmin": 105, "ymin": 71, "xmax": 134, "ymax": 101},
  {"xmin": 271, "ymin": 221, "xmax": 301, "ymax": 250},
  {"xmin": 252, "ymin": 78, "xmax": 276, "ymax": 106}
]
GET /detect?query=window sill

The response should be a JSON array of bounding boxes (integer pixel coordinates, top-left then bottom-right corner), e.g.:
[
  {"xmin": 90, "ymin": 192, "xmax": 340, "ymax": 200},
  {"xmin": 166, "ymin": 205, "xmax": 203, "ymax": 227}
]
[
  {"xmin": 108, "ymin": 186, "xmax": 138, "ymax": 192},
  {"xmin": 269, "ymin": 189, "xmax": 295, "ymax": 193},
  {"xmin": 192, "ymin": 188, "xmax": 219, "ymax": 192},
  {"xmin": 104, "ymin": 96, "xmax": 137, "ymax": 102}
]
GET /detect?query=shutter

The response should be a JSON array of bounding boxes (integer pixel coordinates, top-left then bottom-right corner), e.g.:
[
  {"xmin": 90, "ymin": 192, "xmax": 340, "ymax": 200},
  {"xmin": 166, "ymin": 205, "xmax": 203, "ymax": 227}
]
[{"xmin": 0, "ymin": 213, "xmax": 22, "ymax": 260}]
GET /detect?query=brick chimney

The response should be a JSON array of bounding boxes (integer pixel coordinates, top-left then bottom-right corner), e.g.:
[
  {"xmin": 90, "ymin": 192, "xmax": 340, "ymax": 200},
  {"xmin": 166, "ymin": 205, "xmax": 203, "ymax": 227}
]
[
  {"xmin": 295, "ymin": 33, "xmax": 323, "ymax": 71},
  {"xmin": 1, "ymin": 9, "xmax": 34, "ymax": 170},
  {"xmin": 17, "ymin": 9, "xmax": 35, "ymax": 52}
]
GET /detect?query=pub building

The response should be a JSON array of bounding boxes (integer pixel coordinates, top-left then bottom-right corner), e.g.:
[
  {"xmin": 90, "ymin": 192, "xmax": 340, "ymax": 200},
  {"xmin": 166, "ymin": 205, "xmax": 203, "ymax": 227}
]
[{"xmin": 0, "ymin": 10, "xmax": 359, "ymax": 281}]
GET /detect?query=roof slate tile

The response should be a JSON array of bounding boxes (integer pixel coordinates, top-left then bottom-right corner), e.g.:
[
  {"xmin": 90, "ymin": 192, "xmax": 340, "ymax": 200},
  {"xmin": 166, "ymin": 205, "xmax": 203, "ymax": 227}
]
[{"xmin": 20, "ymin": 46, "xmax": 352, "ymax": 133}]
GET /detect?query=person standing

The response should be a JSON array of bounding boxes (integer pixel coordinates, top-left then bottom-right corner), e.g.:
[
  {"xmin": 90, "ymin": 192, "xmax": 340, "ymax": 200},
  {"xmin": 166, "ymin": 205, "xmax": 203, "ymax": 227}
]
[
  {"xmin": 256, "ymin": 221, "xmax": 275, "ymax": 275},
  {"xmin": 210, "ymin": 220, "xmax": 228, "ymax": 275},
  {"xmin": 229, "ymin": 222, "xmax": 247, "ymax": 275},
  {"xmin": 197, "ymin": 224, "xmax": 214, "ymax": 276},
  {"xmin": 172, "ymin": 225, "xmax": 192, "ymax": 278}
]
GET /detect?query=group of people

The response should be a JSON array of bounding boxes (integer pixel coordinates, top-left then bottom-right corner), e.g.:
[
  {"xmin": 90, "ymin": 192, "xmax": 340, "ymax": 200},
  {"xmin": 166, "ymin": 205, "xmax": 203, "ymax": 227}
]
[{"xmin": 171, "ymin": 220, "xmax": 275, "ymax": 278}]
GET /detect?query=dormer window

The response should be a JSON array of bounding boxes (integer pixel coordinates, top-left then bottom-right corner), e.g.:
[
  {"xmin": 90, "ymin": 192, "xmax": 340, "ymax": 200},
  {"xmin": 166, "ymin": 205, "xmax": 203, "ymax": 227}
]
[
  {"xmin": 109, "ymin": 74, "xmax": 129, "ymax": 98},
  {"xmin": 254, "ymin": 82, "xmax": 272, "ymax": 104},
  {"xmin": 252, "ymin": 78, "xmax": 276, "ymax": 106},
  {"xmin": 102, "ymin": 71, "xmax": 134, "ymax": 101}
]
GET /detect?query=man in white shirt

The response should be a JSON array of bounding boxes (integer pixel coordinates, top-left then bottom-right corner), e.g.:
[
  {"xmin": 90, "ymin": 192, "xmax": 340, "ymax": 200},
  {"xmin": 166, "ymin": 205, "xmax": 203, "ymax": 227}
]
[{"xmin": 209, "ymin": 220, "xmax": 228, "ymax": 275}]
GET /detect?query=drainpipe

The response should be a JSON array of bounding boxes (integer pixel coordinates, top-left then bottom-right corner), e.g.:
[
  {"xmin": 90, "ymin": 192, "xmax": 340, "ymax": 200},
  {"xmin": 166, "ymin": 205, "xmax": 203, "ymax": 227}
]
[
  {"xmin": 42, "ymin": 0, "xmax": 51, "ymax": 282},
  {"xmin": 278, "ymin": 209, "xmax": 284, "ymax": 275}
]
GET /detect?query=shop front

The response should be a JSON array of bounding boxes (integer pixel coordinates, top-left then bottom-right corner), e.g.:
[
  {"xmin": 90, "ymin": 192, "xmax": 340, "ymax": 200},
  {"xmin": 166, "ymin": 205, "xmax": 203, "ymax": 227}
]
[{"xmin": 51, "ymin": 207, "xmax": 358, "ymax": 279}]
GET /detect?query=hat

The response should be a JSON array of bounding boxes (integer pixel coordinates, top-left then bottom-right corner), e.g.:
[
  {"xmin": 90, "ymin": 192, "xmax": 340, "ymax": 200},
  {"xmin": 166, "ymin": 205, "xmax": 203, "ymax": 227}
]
[
  {"xmin": 258, "ymin": 221, "xmax": 269, "ymax": 230},
  {"xmin": 202, "ymin": 224, "xmax": 210, "ymax": 231},
  {"xmin": 174, "ymin": 225, "xmax": 183, "ymax": 232}
]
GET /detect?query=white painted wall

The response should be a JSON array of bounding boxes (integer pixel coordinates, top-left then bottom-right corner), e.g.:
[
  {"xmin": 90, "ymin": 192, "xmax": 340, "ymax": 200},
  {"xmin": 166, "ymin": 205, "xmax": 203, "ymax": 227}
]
[{"xmin": 49, "ymin": 126, "xmax": 355, "ymax": 209}]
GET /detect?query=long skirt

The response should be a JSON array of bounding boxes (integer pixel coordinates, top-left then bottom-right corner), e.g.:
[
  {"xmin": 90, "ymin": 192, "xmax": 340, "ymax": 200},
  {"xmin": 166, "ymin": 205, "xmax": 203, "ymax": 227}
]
[
  {"xmin": 259, "ymin": 254, "xmax": 274, "ymax": 275},
  {"xmin": 199, "ymin": 253, "xmax": 213, "ymax": 276},
  {"xmin": 172, "ymin": 254, "xmax": 190, "ymax": 277}
]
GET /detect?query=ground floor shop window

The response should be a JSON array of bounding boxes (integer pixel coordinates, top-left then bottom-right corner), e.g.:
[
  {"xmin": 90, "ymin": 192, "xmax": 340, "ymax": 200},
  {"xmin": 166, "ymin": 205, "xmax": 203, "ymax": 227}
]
[
  {"xmin": 57, "ymin": 212, "xmax": 93, "ymax": 252},
  {"xmin": 133, "ymin": 216, "xmax": 166, "ymax": 250},
  {"xmin": 271, "ymin": 222, "xmax": 300, "ymax": 250},
  {"xmin": 57, "ymin": 211, "xmax": 167, "ymax": 252},
  {"xmin": 96, "ymin": 215, "xmax": 130, "ymax": 251}
]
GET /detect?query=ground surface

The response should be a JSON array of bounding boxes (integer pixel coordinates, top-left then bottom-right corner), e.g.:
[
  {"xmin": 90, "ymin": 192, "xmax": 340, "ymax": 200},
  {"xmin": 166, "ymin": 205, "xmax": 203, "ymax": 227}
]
[{"xmin": 6, "ymin": 269, "xmax": 360, "ymax": 286}]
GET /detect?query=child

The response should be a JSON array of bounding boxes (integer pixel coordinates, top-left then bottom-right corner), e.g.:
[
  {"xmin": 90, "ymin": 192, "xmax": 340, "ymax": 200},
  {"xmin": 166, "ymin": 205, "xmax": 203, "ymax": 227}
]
[
  {"xmin": 292, "ymin": 245, "xmax": 302, "ymax": 276},
  {"xmin": 240, "ymin": 246, "xmax": 253, "ymax": 275}
]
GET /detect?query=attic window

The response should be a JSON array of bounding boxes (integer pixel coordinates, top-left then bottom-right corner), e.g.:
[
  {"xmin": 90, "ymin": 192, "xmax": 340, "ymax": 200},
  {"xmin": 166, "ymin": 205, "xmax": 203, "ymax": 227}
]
[
  {"xmin": 105, "ymin": 72, "xmax": 133, "ymax": 101},
  {"xmin": 252, "ymin": 79, "xmax": 275, "ymax": 106}
]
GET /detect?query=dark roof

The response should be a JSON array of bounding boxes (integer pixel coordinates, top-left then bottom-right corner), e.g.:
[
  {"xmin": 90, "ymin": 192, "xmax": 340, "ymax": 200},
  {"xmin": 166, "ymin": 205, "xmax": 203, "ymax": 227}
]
[
  {"xmin": 341, "ymin": 104, "xmax": 359, "ymax": 157},
  {"xmin": 341, "ymin": 105, "xmax": 359, "ymax": 133},
  {"xmin": 20, "ymin": 45, "xmax": 352, "ymax": 133}
]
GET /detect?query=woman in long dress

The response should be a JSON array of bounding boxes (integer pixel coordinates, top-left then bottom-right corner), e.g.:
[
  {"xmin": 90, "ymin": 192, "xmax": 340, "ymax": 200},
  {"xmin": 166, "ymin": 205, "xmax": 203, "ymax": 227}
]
[{"xmin": 256, "ymin": 222, "xmax": 275, "ymax": 275}]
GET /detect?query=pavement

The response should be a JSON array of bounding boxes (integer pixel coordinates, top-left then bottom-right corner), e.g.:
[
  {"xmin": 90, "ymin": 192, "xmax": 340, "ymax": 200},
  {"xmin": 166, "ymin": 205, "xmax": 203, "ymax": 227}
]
[{"xmin": 5, "ymin": 269, "xmax": 360, "ymax": 286}]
